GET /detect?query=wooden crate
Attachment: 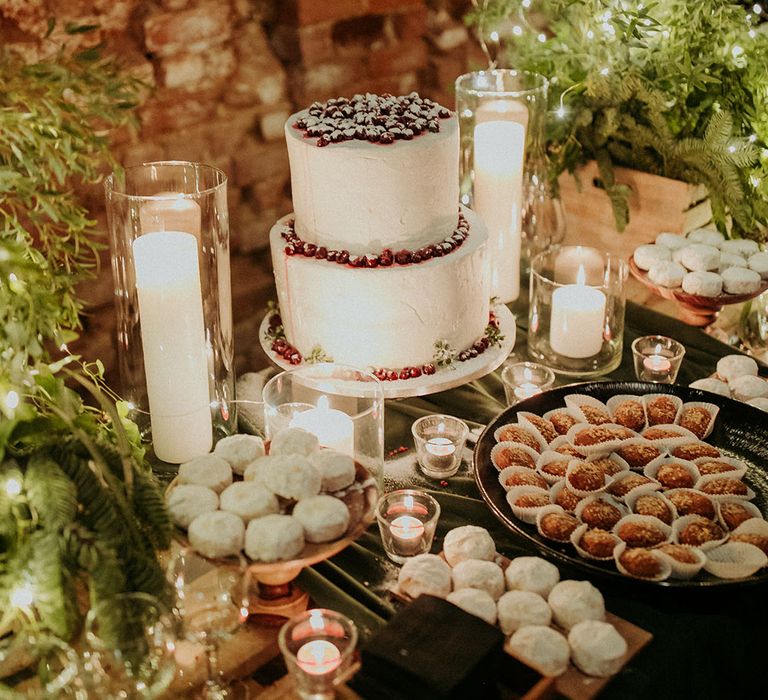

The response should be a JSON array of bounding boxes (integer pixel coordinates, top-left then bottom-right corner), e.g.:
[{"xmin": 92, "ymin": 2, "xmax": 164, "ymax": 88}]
[{"xmin": 558, "ymin": 161, "xmax": 711, "ymax": 258}]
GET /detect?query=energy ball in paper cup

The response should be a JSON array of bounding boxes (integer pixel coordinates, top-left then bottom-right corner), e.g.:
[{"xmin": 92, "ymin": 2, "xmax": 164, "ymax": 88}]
[
  {"xmin": 498, "ymin": 465, "xmax": 549, "ymax": 491},
  {"xmin": 671, "ymin": 441, "xmax": 721, "ymax": 461},
  {"xmin": 536, "ymin": 504, "xmax": 580, "ymax": 543},
  {"xmin": 655, "ymin": 543, "xmax": 707, "ymax": 580},
  {"xmin": 644, "ymin": 458, "xmax": 700, "ymax": 490},
  {"xmin": 571, "ymin": 523, "xmax": 620, "ymax": 561},
  {"xmin": 643, "ymin": 394, "xmax": 682, "ymax": 426},
  {"xmin": 718, "ymin": 501, "xmax": 764, "ymax": 531},
  {"xmin": 625, "ymin": 490, "xmax": 677, "ymax": 525},
  {"xmin": 607, "ymin": 472, "xmax": 661, "ymax": 501},
  {"xmin": 493, "ymin": 423, "xmax": 547, "ymax": 453},
  {"xmin": 703, "ymin": 542, "xmax": 768, "ymax": 579},
  {"xmin": 543, "ymin": 408, "xmax": 579, "ymax": 436},
  {"xmin": 614, "ymin": 439, "xmax": 665, "ymax": 470},
  {"xmin": 664, "ymin": 488, "xmax": 717, "ymax": 519},
  {"xmin": 517, "ymin": 411, "xmax": 559, "ymax": 445},
  {"xmin": 640, "ymin": 424, "xmax": 699, "ymax": 451},
  {"xmin": 564, "ymin": 395, "xmax": 613, "ymax": 426},
  {"xmin": 676, "ymin": 402, "xmax": 719, "ymax": 440},
  {"xmin": 606, "ymin": 395, "xmax": 647, "ymax": 432},
  {"xmin": 672, "ymin": 514, "xmax": 729, "ymax": 550},
  {"xmin": 694, "ymin": 457, "xmax": 748, "ymax": 479},
  {"xmin": 536, "ymin": 450, "xmax": 572, "ymax": 484},
  {"xmin": 565, "ymin": 459, "xmax": 611, "ymax": 497},
  {"xmin": 613, "ymin": 542, "xmax": 672, "ymax": 582},
  {"xmin": 696, "ymin": 474, "xmax": 756, "ymax": 501},
  {"xmin": 491, "ymin": 441, "xmax": 539, "ymax": 471},
  {"xmin": 548, "ymin": 435, "xmax": 586, "ymax": 458},
  {"xmin": 506, "ymin": 486, "xmax": 552, "ymax": 524},
  {"xmin": 613, "ymin": 514, "xmax": 672, "ymax": 548},
  {"xmin": 575, "ymin": 494, "xmax": 627, "ymax": 530},
  {"xmin": 567, "ymin": 423, "xmax": 637, "ymax": 457},
  {"xmin": 586, "ymin": 453, "xmax": 630, "ymax": 478},
  {"xmin": 549, "ymin": 480, "xmax": 584, "ymax": 514},
  {"xmin": 730, "ymin": 518, "xmax": 768, "ymax": 556}
]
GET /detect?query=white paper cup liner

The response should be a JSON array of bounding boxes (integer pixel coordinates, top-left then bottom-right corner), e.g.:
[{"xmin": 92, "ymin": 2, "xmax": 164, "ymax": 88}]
[
  {"xmin": 565, "ymin": 459, "xmax": 611, "ymax": 498},
  {"xmin": 564, "ymin": 394, "xmax": 613, "ymax": 425},
  {"xmin": 613, "ymin": 514, "xmax": 672, "ymax": 548},
  {"xmin": 732, "ymin": 517, "xmax": 768, "ymax": 537},
  {"xmin": 625, "ymin": 490, "xmax": 678, "ymax": 525},
  {"xmin": 643, "ymin": 394, "xmax": 683, "ymax": 426},
  {"xmin": 676, "ymin": 401, "xmax": 719, "ymax": 440},
  {"xmin": 570, "ymin": 523, "xmax": 620, "ymax": 561},
  {"xmin": 507, "ymin": 486, "xmax": 553, "ymax": 524},
  {"xmin": 543, "ymin": 408, "xmax": 580, "ymax": 436},
  {"xmin": 491, "ymin": 441, "xmax": 540, "ymax": 471},
  {"xmin": 693, "ymin": 456, "xmax": 748, "ymax": 479},
  {"xmin": 718, "ymin": 501, "xmax": 764, "ymax": 531},
  {"xmin": 535, "ymin": 450, "xmax": 572, "ymax": 484},
  {"xmin": 613, "ymin": 541, "xmax": 672, "ymax": 581},
  {"xmin": 640, "ymin": 424, "xmax": 698, "ymax": 450},
  {"xmin": 494, "ymin": 423, "xmax": 547, "ymax": 453},
  {"xmin": 695, "ymin": 474, "xmax": 756, "ymax": 501},
  {"xmin": 613, "ymin": 438, "xmax": 667, "ymax": 471},
  {"xmin": 517, "ymin": 411, "xmax": 560, "ymax": 446},
  {"xmin": 644, "ymin": 457, "xmax": 700, "ymax": 490},
  {"xmin": 672, "ymin": 514, "xmax": 729, "ymax": 551},
  {"xmin": 574, "ymin": 494, "xmax": 628, "ymax": 530},
  {"xmin": 703, "ymin": 542, "xmax": 768, "ymax": 579},
  {"xmin": 606, "ymin": 395, "xmax": 647, "ymax": 432},
  {"xmin": 498, "ymin": 465, "xmax": 550, "ymax": 492},
  {"xmin": 566, "ymin": 422, "xmax": 638, "ymax": 457},
  {"xmin": 549, "ymin": 479, "xmax": 585, "ymax": 514},
  {"xmin": 536, "ymin": 504, "xmax": 580, "ymax": 543},
  {"xmin": 654, "ymin": 543, "xmax": 707, "ymax": 579}
]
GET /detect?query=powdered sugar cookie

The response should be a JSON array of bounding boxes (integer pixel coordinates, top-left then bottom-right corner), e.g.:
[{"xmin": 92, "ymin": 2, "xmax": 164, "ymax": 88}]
[
  {"xmin": 633, "ymin": 244, "xmax": 670, "ymax": 271},
  {"xmin": 687, "ymin": 228, "xmax": 725, "ymax": 248},
  {"xmin": 648, "ymin": 260, "xmax": 685, "ymax": 287},
  {"xmin": 716, "ymin": 354, "xmax": 758, "ymax": 382},
  {"xmin": 747, "ymin": 251, "xmax": 768, "ymax": 279},
  {"xmin": 680, "ymin": 244, "xmax": 720, "ymax": 272},
  {"xmin": 681, "ymin": 271, "xmax": 723, "ymax": 297},
  {"xmin": 655, "ymin": 232, "xmax": 687, "ymax": 250},
  {"xmin": 720, "ymin": 238, "xmax": 759, "ymax": 257},
  {"xmin": 721, "ymin": 266, "xmax": 761, "ymax": 294}
]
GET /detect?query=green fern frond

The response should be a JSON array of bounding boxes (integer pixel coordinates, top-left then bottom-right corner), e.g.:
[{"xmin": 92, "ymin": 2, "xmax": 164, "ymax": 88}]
[
  {"xmin": 23, "ymin": 454, "xmax": 77, "ymax": 530},
  {"xmin": 131, "ymin": 469, "xmax": 172, "ymax": 551}
]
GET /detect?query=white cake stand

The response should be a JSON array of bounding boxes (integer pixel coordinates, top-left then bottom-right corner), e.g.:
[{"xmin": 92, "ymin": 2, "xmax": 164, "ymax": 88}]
[{"xmin": 258, "ymin": 305, "xmax": 516, "ymax": 399}]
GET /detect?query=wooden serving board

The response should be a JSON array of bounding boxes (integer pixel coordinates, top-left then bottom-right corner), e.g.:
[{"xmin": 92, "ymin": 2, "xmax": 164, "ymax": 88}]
[{"xmin": 390, "ymin": 553, "xmax": 652, "ymax": 700}]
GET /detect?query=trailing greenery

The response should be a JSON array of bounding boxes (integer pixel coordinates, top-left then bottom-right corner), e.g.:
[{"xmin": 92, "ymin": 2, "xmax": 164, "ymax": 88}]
[
  {"xmin": 0, "ymin": 28, "xmax": 170, "ymax": 689},
  {"xmin": 466, "ymin": 0, "xmax": 768, "ymax": 240}
]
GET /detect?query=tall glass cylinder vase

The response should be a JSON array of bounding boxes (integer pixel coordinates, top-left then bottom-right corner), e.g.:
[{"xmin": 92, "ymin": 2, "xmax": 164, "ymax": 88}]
[
  {"xmin": 105, "ymin": 161, "xmax": 235, "ymax": 465},
  {"xmin": 456, "ymin": 69, "xmax": 548, "ymax": 304},
  {"xmin": 262, "ymin": 364, "xmax": 385, "ymax": 488}
]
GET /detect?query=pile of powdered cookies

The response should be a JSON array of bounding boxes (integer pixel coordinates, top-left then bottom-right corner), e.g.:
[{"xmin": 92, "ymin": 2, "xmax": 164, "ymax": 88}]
[
  {"xmin": 632, "ymin": 228, "xmax": 767, "ymax": 297},
  {"xmin": 396, "ymin": 525, "xmax": 628, "ymax": 678},
  {"xmin": 166, "ymin": 427, "xmax": 365, "ymax": 562},
  {"xmin": 690, "ymin": 354, "xmax": 768, "ymax": 411}
]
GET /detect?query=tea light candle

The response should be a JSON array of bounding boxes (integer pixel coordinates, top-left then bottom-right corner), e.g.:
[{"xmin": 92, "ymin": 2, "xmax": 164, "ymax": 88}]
[
  {"xmin": 514, "ymin": 382, "xmax": 541, "ymax": 401},
  {"xmin": 133, "ymin": 231, "xmax": 212, "ymax": 463},
  {"xmin": 549, "ymin": 265, "xmax": 606, "ymax": 358},
  {"xmin": 296, "ymin": 640, "xmax": 342, "ymax": 676},
  {"xmin": 425, "ymin": 435, "xmax": 456, "ymax": 472},
  {"xmin": 290, "ymin": 395, "xmax": 354, "ymax": 455},
  {"xmin": 643, "ymin": 354, "xmax": 672, "ymax": 373},
  {"xmin": 389, "ymin": 515, "xmax": 425, "ymax": 556},
  {"xmin": 473, "ymin": 119, "xmax": 526, "ymax": 303}
]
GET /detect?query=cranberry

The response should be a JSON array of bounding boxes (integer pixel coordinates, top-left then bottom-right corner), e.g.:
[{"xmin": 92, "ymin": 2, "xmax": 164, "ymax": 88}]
[
  {"xmin": 380, "ymin": 132, "xmax": 395, "ymax": 144},
  {"xmin": 395, "ymin": 250, "xmax": 411, "ymax": 265},
  {"xmin": 293, "ymin": 242, "xmax": 305, "ymax": 254},
  {"xmin": 316, "ymin": 247, "xmax": 328, "ymax": 259},
  {"xmin": 317, "ymin": 136, "xmax": 330, "ymax": 147},
  {"xmin": 411, "ymin": 253, "xmax": 422, "ymax": 264},
  {"xmin": 285, "ymin": 246, "xmax": 295, "ymax": 256},
  {"xmin": 373, "ymin": 368, "xmax": 388, "ymax": 381},
  {"xmin": 399, "ymin": 368, "xmax": 411, "ymax": 380},
  {"xmin": 272, "ymin": 338, "xmax": 287, "ymax": 352},
  {"xmin": 337, "ymin": 250, "xmax": 350, "ymax": 264},
  {"xmin": 422, "ymin": 363, "xmax": 436, "ymax": 375},
  {"xmin": 378, "ymin": 254, "xmax": 393, "ymax": 266},
  {"xmin": 473, "ymin": 340, "xmax": 487, "ymax": 353},
  {"xmin": 458, "ymin": 351, "xmax": 469, "ymax": 362},
  {"xmin": 327, "ymin": 250, "xmax": 338, "ymax": 261},
  {"xmin": 409, "ymin": 367, "xmax": 422, "ymax": 378},
  {"xmin": 387, "ymin": 370, "xmax": 399, "ymax": 381},
  {"xmin": 469, "ymin": 348, "xmax": 478, "ymax": 358},
  {"xmin": 304, "ymin": 243, "xmax": 317, "ymax": 256},
  {"xmin": 438, "ymin": 108, "xmax": 451, "ymax": 118},
  {"xmin": 289, "ymin": 353, "xmax": 302, "ymax": 365}
]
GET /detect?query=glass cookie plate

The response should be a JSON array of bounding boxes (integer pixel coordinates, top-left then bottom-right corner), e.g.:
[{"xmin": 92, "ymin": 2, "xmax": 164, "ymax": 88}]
[
  {"xmin": 258, "ymin": 304, "xmax": 516, "ymax": 399},
  {"xmin": 474, "ymin": 381, "xmax": 768, "ymax": 588}
]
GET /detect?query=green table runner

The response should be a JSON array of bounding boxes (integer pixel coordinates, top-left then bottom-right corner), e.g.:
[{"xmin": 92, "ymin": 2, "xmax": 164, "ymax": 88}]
[{"xmin": 297, "ymin": 301, "xmax": 766, "ymax": 699}]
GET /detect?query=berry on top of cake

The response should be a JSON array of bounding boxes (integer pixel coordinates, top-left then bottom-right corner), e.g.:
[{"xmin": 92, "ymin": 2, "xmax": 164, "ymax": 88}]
[{"xmin": 292, "ymin": 92, "xmax": 452, "ymax": 146}]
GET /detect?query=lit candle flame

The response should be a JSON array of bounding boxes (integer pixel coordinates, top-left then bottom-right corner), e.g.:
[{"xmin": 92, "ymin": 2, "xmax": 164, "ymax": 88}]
[{"xmin": 576, "ymin": 263, "xmax": 587, "ymax": 286}]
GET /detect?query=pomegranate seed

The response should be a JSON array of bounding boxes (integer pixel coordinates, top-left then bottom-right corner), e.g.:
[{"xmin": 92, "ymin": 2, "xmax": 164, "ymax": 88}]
[
  {"xmin": 399, "ymin": 368, "xmax": 410, "ymax": 380},
  {"xmin": 316, "ymin": 247, "xmax": 328, "ymax": 259},
  {"xmin": 387, "ymin": 370, "xmax": 399, "ymax": 381},
  {"xmin": 409, "ymin": 367, "xmax": 422, "ymax": 378},
  {"xmin": 395, "ymin": 250, "xmax": 411, "ymax": 265},
  {"xmin": 422, "ymin": 363, "xmax": 436, "ymax": 375},
  {"xmin": 285, "ymin": 246, "xmax": 295, "ymax": 255}
]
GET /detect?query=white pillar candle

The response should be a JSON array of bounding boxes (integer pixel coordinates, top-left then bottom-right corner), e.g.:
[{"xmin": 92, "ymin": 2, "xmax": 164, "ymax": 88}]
[
  {"xmin": 549, "ymin": 266, "xmax": 607, "ymax": 359},
  {"xmin": 290, "ymin": 395, "xmax": 354, "ymax": 455},
  {"xmin": 473, "ymin": 120, "xmax": 526, "ymax": 303},
  {"xmin": 133, "ymin": 231, "xmax": 212, "ymax": 463}
]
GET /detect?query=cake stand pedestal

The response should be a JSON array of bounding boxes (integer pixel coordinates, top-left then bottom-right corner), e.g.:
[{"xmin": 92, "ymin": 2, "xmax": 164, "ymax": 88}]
[{"xmin": 259, "ymin": 305, "xmax": 517, "ymax": 399}]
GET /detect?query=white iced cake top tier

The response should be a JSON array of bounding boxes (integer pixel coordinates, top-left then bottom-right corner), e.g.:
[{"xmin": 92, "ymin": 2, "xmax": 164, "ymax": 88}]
[{"xmin": 285, "ymin": 93, "xmax": 459, "ymax": 255}]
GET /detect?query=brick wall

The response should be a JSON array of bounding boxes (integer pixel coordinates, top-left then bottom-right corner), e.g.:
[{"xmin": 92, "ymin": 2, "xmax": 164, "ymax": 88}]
[{"xmin": 0, "ymin": 0, "xmax": 484, "ymax": 374}]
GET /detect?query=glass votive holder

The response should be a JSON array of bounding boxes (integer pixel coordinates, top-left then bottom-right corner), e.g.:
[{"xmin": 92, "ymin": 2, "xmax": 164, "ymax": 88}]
[
  {"xmin": 631, "ymin": 335, "xmax": 686, "ymax": 384},
  {"xmin": 376, "ymin": 490, "xmax": 441, "ymax": 564},
  {"xmin": 528, "ymin": 245, "xmax": 628, "ymax": 378},
  {"xmin": 278, "ymin": 609, "xmax": 358, "ymax": 700},
  {"xmin": 411, "ymin": 414, "xmax": 469, "ymax": 479},
  {"xmin": 501, "ymin": 361, "xmax": 556, "ymax": 405}
]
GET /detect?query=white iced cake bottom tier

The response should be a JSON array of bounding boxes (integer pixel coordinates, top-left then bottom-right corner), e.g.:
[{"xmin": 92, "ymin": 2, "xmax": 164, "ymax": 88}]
[{"xmin": 269, "ymin": 206, "xmax": 490, "ymax": 370}]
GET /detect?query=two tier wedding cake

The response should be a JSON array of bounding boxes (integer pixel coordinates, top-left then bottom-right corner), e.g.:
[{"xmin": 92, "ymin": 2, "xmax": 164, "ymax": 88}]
[{"xmin": 269, "ymin": 92, "xmax": 494, "ymax": 380}]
